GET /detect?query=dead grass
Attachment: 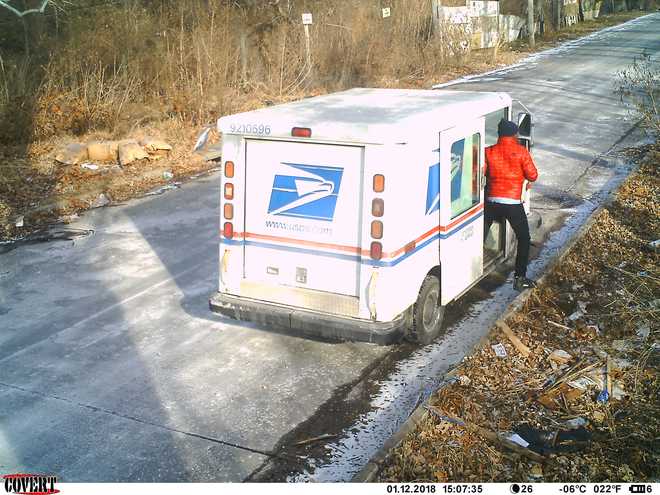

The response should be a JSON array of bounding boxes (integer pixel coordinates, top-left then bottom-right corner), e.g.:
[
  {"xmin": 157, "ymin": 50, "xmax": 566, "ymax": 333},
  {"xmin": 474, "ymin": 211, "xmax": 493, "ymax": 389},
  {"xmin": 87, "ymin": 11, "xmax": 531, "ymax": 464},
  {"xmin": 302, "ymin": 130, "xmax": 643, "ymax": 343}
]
[
  {"xmin": 0, "ymin": 121, "xmax": 215, "ymax": 241},
  {"xmin": 0, "ymin": 5, "xmax": 653, "ymax": 242},
  {"xmin": 377, "ymin": 145, "xmax": 659, "ymax": 482}
]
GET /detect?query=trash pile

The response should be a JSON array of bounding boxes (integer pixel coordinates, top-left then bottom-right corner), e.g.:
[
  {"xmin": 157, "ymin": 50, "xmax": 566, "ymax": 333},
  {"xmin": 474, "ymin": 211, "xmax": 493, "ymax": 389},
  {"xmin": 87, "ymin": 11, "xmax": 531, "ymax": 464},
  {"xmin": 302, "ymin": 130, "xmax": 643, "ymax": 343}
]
[
  {"xmin": 55, "ymin": 137, "xmax": 172, "ymax": 166},
  {"xmin": 0, "ymin": 130, "xmax": 217, "ymax": 242},
  {"xmin": 378, "ymin": 145, "xmax": 659, "ymax": 482}
]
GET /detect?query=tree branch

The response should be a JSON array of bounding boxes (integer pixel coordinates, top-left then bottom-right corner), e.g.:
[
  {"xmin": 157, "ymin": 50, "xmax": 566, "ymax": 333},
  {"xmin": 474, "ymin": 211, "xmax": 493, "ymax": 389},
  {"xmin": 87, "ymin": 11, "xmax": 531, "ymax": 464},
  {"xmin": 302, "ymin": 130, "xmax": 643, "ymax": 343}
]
[{"xmin": 0, "ymin": 0, "xmax": 50, "ymax": 18}]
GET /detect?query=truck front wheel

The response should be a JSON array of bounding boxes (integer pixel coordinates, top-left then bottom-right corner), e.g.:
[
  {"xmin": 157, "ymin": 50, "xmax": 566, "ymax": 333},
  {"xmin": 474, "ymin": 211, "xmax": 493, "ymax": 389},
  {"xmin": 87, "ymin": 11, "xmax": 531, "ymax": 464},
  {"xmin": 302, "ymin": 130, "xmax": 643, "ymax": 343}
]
[{"xmin": 410, "ymin": 274, "xmax": 446, "ymax": 345}]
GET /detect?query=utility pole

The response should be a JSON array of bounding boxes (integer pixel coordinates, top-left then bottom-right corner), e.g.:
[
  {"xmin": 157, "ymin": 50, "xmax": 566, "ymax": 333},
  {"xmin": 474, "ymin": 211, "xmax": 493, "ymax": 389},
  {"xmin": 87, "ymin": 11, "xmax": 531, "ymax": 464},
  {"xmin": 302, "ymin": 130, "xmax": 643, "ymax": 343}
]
[{"xmin": 528, "ymin": 0, "xmax": 535, "ymax": 48}]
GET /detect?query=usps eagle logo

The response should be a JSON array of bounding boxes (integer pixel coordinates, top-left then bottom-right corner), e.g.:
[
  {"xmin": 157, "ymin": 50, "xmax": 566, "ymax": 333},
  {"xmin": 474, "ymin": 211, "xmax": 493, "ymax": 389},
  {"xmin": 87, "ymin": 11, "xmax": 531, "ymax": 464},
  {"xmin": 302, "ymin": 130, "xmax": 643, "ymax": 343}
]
[
  {"xmin": 267, "ymin": 163, "xmax": 343, "ymax": 221},
  {"xmin": 426, "ymin": 161, "xmax": 440, "ymax": 215}
]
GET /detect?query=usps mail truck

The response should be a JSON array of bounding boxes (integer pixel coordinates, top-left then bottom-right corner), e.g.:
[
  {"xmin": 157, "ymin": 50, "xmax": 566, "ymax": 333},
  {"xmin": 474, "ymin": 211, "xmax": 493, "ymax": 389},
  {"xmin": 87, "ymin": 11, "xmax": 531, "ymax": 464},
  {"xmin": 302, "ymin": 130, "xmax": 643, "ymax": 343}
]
[{"xmin": 209, "ymin": 88, "xmax": 532, "ymax": 344}]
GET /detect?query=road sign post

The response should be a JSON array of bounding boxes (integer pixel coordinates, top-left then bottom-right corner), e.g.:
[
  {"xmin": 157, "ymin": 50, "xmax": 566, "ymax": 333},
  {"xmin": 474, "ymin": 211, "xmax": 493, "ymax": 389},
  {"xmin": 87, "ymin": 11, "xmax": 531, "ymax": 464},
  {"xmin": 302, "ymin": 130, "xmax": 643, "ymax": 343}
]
[{"xmin": 302, "ymin": 13, "xmax": 313, "ymax": 69}]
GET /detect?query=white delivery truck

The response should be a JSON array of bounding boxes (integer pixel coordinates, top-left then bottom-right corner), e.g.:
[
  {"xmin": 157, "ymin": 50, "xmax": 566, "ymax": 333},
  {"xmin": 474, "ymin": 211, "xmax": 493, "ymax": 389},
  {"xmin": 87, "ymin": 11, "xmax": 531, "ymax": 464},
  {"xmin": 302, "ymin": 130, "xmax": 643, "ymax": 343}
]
[{"xmin": 209, "ymin": 88, "xmax": 533, "ymax": 344}]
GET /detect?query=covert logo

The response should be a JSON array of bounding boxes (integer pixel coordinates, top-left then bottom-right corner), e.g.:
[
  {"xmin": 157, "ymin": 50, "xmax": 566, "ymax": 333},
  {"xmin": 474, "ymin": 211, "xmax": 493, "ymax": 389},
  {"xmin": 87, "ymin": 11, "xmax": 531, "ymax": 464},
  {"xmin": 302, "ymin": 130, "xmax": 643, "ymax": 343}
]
[{"xmin": 3, "ymin": 474, "xmax": 59, "ymax": 495}]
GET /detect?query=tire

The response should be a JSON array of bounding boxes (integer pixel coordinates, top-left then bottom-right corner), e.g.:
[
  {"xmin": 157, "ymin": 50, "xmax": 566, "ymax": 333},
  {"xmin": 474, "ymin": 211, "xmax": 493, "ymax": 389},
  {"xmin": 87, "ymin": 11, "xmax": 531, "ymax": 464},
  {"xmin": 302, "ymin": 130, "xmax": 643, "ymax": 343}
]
[{"xmin": 410, "ymin": 274, "xmax": 446, "ymax": 345}]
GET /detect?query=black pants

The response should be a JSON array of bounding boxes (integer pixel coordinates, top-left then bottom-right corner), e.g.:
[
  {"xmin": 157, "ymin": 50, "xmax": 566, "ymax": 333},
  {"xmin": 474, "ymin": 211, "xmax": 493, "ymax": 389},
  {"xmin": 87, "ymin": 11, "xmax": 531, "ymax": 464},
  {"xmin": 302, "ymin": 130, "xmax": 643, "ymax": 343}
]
[{"xmin": 484, "ymin": 202, "xmax": 530, "ymax": 278}]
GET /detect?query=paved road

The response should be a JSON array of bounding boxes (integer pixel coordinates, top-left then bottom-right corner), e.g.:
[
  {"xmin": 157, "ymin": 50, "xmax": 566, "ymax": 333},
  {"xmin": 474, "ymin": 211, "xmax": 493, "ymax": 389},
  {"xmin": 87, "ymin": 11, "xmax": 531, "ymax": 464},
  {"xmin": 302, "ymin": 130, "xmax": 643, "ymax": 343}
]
[{"xmin": 1, "ymin": 13, "xmax": 658, "ymax": 482}]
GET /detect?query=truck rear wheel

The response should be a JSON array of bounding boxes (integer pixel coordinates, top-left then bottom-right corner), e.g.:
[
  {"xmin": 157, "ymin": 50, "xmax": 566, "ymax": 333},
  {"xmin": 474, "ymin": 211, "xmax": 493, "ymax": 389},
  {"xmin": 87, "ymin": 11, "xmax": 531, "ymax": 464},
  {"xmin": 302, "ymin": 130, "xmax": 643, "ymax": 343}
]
[{"xmin": 410, "ymin": 274, "xmax": 445, "ymax": 345}]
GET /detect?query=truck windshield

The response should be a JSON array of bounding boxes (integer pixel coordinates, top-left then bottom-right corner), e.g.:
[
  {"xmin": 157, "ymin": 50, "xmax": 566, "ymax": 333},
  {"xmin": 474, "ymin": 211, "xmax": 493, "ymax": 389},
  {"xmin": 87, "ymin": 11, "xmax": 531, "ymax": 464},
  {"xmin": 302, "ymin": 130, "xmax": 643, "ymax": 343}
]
[{"xmin": 485, "ymin": 108, "xmax": 509, "ymax": 146}]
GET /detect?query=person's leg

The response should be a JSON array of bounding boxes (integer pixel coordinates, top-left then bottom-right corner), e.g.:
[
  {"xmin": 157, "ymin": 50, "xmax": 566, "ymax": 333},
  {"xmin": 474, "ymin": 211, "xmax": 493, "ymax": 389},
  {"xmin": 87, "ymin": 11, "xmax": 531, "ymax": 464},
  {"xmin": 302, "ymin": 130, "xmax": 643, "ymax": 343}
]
[
  {"xmin": 483, "ymin": 202, "xmax": 499, "ymax": 239},
  {"xmin": 505, "ymin": 204, "xmax": 531, "ymax": 278}
]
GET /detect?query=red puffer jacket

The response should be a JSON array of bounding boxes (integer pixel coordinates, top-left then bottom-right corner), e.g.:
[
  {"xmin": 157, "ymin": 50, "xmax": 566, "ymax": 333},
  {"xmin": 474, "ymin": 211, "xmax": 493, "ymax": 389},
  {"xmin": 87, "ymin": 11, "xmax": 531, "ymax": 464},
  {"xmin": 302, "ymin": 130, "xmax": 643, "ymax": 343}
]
[{"xmin": 484, "ymin": 136, "xmax": 538, "ymax": 202}]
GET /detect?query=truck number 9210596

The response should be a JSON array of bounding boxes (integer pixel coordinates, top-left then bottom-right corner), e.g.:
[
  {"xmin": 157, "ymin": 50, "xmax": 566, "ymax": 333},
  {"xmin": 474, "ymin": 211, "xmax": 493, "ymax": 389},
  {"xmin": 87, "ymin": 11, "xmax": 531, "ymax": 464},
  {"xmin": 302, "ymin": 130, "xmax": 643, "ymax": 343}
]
[{"xmin": 229, "ymin": 123, "xmax": 271, "ymax": 135}]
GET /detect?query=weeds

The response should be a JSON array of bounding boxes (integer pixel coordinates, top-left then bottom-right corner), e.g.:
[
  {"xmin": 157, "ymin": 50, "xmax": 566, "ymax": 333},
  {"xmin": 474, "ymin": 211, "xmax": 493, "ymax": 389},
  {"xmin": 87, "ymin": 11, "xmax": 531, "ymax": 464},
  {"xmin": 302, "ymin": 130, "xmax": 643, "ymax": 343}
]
[{"xmin": 616, "ymin": 52, "xmax": 660, "ymax": 139}]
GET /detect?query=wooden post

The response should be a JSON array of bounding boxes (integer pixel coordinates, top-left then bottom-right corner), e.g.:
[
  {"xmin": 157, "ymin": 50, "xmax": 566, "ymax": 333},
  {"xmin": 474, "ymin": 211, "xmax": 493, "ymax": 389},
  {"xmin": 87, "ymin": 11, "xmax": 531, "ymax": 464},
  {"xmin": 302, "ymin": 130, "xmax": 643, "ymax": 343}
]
[
  {"xmin": 303, "ymin": 24, "xmax": 311, "ymax": 69},
  {"xmin": 301, "ymin": 13, "xmax": 314, "ymax": 81}
]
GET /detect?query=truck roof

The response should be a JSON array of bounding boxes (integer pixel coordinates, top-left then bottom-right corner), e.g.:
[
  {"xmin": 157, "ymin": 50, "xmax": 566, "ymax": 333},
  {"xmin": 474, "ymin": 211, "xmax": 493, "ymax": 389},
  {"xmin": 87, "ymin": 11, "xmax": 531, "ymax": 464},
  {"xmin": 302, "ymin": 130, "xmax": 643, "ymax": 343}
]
[{"xmin": 218, "ymin": 88, "xmax": 510, "ymax": 144}]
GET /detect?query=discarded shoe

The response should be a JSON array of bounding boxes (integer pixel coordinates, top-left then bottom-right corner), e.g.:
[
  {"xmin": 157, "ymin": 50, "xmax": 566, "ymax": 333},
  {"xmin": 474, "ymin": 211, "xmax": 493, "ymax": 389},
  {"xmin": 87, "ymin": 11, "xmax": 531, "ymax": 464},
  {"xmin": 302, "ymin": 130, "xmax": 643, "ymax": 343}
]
[{"xmin": 514, "ymin": 276, "xmax": 537, "ymax": 291}]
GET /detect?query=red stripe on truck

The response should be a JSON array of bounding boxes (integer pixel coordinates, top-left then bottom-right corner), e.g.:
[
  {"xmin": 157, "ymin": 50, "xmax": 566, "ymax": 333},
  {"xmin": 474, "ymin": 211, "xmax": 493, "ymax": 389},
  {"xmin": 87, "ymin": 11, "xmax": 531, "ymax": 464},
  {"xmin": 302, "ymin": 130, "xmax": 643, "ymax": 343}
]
[{"xmin": 234, "ymin": 203, "xmax": 483, "ymax": 260}]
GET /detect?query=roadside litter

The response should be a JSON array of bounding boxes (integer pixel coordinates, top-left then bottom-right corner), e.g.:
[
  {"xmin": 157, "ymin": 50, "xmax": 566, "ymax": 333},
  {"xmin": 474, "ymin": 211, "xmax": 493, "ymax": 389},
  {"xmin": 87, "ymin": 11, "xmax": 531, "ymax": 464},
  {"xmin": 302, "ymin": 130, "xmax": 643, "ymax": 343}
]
[
  {"xmin": 55, "ymin": 137, "xmax": 172, "ymax": 167},
  {"xmin": 491, "ymin": 343, "xmax": 507, "ymax": 358},
  {"xmin": 55, "ymin": 143, "xmax": 88, "ymax": 165},
  {"xmin": 92, "ymin": 193, "xmax": 111, "ymax": 208},
  {"xmin": 143, "ymin": 183, "xmax": 181, "ymax": 196},
  {"xmin": 537, "ymin": 356, "xmax": 627, "ymax": 410},
  {"xmin": 0, "ymin": 226, "xmax": 94, "ymax": 253},
  {"xmin": 424, "ymin": 406, "xmax": 545, "ymax": 462},
  {"xmin": 512, "ymin": 424, "xmax": 591, "ymax": 455},
  {"xmin": 118, "ymin": 141, "xmax": 149, "ymax": 166},
  {"xmin": 141, "ymin": 137, "xmax": 173, "ymax": 154},
  {"xmin": 293, "ymin": 434, "xmax": 338, "ymax": 446},
  {"xmin": 497, "ymin": 321, "xmax": 531, "ymax": 357}
]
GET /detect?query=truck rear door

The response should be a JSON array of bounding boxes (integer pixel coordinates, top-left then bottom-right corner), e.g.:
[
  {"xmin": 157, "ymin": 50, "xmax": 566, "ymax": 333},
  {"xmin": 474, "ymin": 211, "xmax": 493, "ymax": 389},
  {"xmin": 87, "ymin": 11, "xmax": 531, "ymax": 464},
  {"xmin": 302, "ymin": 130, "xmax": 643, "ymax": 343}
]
[{"xmin": 243, "ymin": 139, "xmax": 364, "ymax": 297}]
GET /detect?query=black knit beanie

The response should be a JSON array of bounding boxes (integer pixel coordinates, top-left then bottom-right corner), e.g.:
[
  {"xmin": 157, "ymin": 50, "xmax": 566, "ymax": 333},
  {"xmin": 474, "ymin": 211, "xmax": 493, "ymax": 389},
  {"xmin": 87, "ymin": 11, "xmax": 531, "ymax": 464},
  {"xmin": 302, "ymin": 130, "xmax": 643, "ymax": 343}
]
[{"xmin": 498, "ymin": 119, "xmax": 519, "ymax": 137}]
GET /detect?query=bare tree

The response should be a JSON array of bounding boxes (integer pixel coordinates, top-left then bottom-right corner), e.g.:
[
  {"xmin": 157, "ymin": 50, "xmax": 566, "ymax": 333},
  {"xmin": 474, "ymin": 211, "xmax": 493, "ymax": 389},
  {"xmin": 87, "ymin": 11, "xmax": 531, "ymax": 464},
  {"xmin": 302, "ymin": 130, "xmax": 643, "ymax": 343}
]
[
  {"xmin": 0, "ymin": 1, "xmax": 69, "ymax": 55},
  {"xmin": 232, "ymin": 0, "xmax": 292, "ymax": 85},
  {"xmin": 0, "ymin": 0, "xmax": 49, "ymax": 17},
  {"xmin": 527, "ymin": 0, "xmax": 535, "ymax": 48}
]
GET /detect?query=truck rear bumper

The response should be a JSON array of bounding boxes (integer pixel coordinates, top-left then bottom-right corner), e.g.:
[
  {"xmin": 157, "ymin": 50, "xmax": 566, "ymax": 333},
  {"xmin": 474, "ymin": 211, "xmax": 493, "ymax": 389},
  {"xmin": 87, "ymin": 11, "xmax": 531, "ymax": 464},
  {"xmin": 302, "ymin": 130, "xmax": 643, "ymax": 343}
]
[{"xmin": 209, "ymin": 292, "xmax": 407, "ymax": 345}]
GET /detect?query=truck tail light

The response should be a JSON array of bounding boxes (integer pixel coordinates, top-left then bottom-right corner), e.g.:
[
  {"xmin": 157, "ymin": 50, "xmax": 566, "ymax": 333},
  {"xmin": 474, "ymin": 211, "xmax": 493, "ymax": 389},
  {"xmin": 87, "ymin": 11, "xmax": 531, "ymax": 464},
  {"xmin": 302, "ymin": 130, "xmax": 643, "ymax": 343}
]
[
  {"xmin": 223, "ymin": 222, "xmax": 234, "ymax": 239},
  {"xmin": 225, "ymin": 161, "xmax": 234, "ymax": 178},
  {"xmin": 373, "ymin": 174, "xmax": 385, "ymax": 192},
  {"xmin": 224, "ymin": 183, "xmax": 234, "ymax": 200},
  {"xmin": 292, "ymin": 127, "xmax": 312, "ymax": 138},
  {"xmin": 223, "ymin": 203, "xmax": 234, "ymax": 220},
  {"xmin": 372, "ymin": 198, "xmax": 384, "ymax": 217},
  {"xmin": 370, "ymin": 241, "xmax": 383, "ymax": 260},
  {"xmin": 371, "ymin": 220, "xmax": 383, "ymax": 239}
]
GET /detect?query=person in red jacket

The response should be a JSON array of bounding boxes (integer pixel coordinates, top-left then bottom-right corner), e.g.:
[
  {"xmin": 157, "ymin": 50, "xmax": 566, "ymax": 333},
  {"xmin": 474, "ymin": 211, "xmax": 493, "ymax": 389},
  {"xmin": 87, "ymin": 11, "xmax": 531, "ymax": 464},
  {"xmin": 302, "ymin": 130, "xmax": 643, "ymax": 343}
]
[{"xmin": 484, "ymin": 119, "xmax": 539, "ymax": 291}]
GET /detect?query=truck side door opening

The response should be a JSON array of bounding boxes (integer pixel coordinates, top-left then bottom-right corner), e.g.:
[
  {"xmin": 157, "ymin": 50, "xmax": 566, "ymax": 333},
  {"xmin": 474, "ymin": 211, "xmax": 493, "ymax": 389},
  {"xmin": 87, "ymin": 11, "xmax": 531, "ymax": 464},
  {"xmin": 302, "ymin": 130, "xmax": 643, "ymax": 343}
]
[{"xmin": 483, "ymin": 107, "xmax": 510, "ymax": 267}]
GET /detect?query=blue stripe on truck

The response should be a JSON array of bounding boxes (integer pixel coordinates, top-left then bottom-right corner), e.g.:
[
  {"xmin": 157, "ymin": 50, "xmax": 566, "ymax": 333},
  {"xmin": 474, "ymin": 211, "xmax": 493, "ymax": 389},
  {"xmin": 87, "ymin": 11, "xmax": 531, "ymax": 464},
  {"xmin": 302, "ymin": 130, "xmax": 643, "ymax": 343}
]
[{"xmin": 223, "ymin": 210, "xmax": 483, "ymax": 267}]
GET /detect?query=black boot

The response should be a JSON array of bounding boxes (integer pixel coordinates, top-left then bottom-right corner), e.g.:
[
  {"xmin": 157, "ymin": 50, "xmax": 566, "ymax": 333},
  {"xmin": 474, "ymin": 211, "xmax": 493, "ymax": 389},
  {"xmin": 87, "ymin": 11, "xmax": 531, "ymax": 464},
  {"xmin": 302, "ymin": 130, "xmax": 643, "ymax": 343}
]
[{"xmin": 514, "ymin": 276, "xmax": 537, "ymax": 291}]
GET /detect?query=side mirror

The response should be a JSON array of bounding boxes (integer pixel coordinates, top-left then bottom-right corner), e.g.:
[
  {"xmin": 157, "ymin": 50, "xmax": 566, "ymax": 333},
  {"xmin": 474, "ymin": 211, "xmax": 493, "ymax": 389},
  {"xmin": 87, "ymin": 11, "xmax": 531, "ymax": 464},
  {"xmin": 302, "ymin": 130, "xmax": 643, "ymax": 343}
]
[{"xmin": 518, "ymin": 112, "xmax": 533, "ymax": 149}]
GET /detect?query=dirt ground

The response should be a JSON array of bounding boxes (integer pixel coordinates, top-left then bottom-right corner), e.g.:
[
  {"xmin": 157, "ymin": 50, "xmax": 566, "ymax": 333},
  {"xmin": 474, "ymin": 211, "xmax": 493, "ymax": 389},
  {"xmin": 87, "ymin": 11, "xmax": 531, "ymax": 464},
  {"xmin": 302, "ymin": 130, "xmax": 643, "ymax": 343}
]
[
  {"xmin": 0, "ymin": 123, "xmax": 218, "ymax": 244},
  {"xmin": 0, "ymin": 12, "xmax": 647, "ymax": 244},
  {"xmin": 377, "ymin": 144, "xmax": 659, "ymax": 482}
]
